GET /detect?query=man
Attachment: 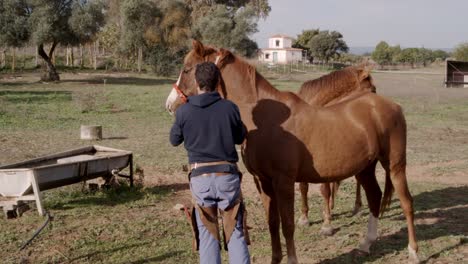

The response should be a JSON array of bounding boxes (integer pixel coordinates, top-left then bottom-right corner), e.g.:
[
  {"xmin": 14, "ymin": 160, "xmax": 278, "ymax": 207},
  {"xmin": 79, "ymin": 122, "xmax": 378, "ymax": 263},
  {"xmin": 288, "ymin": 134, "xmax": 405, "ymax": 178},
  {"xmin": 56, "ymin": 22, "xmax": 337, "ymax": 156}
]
[{"xmin": 170, "ymin": 62, "xmax": 250, "ymax": 264}]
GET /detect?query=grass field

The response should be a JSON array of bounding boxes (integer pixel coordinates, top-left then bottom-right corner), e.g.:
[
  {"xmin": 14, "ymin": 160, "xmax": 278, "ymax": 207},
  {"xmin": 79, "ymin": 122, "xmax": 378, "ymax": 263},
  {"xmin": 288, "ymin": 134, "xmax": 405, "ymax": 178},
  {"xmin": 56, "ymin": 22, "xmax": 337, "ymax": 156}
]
[{"xmin": 1, "ymin": 69, "xmax": 467, "ymax": 263}]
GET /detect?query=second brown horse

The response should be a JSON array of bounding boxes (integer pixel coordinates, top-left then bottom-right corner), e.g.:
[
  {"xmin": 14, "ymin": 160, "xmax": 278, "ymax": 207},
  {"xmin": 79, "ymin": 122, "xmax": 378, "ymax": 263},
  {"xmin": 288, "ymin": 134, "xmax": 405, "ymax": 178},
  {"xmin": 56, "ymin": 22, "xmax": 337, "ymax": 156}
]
[{"xmin": 297, "ymin": 65, "xmax": 376, "ymax": 234}]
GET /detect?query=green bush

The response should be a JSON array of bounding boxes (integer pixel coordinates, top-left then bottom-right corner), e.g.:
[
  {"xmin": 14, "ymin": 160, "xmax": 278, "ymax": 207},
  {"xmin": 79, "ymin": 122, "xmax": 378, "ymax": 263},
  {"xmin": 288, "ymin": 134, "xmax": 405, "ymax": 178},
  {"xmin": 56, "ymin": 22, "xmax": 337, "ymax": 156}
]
[{"xmin": 146, "ymin": 45, "xmax": 186, "ymax": 76}]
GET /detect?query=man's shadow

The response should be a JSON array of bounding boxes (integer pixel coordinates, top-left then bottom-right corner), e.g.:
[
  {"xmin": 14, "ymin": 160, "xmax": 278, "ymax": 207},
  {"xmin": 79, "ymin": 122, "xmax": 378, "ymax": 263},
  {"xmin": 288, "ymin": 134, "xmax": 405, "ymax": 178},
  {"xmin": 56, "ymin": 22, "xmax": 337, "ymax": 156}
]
[{"xmin": 246, "ymin": 99, "xmax": 317, "ymax": 179}]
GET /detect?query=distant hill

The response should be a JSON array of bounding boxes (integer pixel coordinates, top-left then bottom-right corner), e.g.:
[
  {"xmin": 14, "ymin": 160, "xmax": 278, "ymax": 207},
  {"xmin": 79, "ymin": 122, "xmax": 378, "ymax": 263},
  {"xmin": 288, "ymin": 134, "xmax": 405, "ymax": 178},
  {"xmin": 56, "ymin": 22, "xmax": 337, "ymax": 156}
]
[
  {"xmin": 349, "ymin": 46, "xmax": 453, "ymax": 55},
  {"xmin": 349, "ymin": 47, "xmax": 375, "ymax": 55}
]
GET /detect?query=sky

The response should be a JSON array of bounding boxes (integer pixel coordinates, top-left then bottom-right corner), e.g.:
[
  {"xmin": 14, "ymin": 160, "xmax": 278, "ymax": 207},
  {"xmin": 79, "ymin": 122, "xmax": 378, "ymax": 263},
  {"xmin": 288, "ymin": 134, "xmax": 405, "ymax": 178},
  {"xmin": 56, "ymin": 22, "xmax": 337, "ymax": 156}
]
[{"xmin": 252, "ymin": 0, "xmax": 468, "ymax": 50}]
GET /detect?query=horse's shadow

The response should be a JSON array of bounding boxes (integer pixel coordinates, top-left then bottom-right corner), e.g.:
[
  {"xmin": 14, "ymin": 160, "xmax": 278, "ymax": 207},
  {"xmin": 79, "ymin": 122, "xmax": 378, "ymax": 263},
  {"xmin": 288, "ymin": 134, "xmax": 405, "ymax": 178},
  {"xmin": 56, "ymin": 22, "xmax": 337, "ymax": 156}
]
[{"xmin": 319, "ymin": 185, "xmax": 468, "ymax": 263}]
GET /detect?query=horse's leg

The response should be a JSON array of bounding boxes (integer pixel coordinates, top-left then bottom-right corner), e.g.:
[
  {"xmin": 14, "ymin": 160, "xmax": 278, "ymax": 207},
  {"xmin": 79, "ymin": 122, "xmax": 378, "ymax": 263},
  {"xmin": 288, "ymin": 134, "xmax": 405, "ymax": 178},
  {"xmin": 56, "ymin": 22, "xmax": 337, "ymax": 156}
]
[
  {"xmin": 329, "ymin": 181, "xmax": 340, "ymax": 210},
  {"xmin": 257, "ymin": 178, "xmax": 283, "ymax": 264},
  {"xmin": 355, "ymin": 161, "xmax": 381, "ymax": 253},
  {"xmin": 352, "ymin": 178, "xmax": 363, "ymax": 215},
  {"xmin": 274, "ymin": 179, "xmax": 298, "ymax": 264},
  {"xmin": 298, "ymin": 182, "xmax": 310, "ymax": 226},
  {"xmin": 319, "ymin": 183, "xmax": 334, "ymax": 236},
  {"xmin": 386, "ymin": 164, "xmax": 419, "ymax": 263}
]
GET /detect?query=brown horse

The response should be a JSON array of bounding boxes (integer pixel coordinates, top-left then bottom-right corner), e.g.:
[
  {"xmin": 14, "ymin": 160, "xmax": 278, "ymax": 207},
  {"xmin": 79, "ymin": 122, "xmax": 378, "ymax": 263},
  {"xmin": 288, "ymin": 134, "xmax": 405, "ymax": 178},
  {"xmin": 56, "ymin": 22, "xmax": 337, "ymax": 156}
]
[
  {"xmin": 166, "ymin": 40, "xmax": 419, "ymax": 264},
  {"xmin": 297, "ymin": 65, "xmax": 376, "ymax": 233}
]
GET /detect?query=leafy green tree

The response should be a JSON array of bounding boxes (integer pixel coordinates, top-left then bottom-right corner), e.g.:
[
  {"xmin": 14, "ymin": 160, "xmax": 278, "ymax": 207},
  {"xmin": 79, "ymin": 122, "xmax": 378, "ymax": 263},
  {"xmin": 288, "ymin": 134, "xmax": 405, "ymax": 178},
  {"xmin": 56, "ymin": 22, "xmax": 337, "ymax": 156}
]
[
  {"xmin": 0, "ymin": 0, "xmax": 31, "ymax": 70},
  {"xmin": 371, "ymin": 41, "xmax": 393, "ymax": 66},
  {"xmin": 293, "ymin": 29, "xmax": 319, "ymax": 62},
  {"xmin": 453, "ymin": 43, "xmax": 468, "ymax": 62},
  {"xmin": 186, "ymin": 0, "xmax": 271, "ymax": 20},
  {"xmin": 432, "ymin": 49, "xmax": 449, "ymax": 60},
  {"xmin": 145, "ymin": 0, "xmax": 192, "ymax": 75},
  {"xmin": 0, "ymin": 0, "xmax": 105, "ymax": 80},
  {"xmin": 192, "ymin": 4, "xmax": 259, "ymax": 57},
  {"xmin": 308, "ymin": 30, "xmax": 348, "ymax": 63}
]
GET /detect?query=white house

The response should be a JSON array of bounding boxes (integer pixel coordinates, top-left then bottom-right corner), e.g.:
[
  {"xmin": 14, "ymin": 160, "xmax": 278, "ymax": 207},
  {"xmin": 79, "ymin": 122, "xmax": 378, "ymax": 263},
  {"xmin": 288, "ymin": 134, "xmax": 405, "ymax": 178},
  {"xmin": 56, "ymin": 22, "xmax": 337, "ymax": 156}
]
[{"xmin": 258, "ymin": 34, "xmax": 303, "ymax": 64}]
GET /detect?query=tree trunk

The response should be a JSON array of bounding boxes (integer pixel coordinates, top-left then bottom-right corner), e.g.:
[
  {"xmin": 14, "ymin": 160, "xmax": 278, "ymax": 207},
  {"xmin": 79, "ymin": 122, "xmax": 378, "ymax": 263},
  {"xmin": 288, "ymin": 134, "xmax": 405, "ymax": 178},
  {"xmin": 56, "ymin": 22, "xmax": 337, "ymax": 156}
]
[
  {"xmin": 35, "ymin": 46, "xmax": 39, "ymax": 67},
  {"xmin": 11, "ymin": 47, "xmax": 16, "ymax": 72},
  {"xmin": 66, "ymin": 46, "xmax": 70, "ymax": 66},
  {"xmin": 1, "ymin": 49, "xmax": 5, "ymax": 68},
  {"xmin": 88, "ymin": 44, "xmax": 93, "ymax": 67},
  {"xmin": 137, "ymin": 47, "xmax": 143, "ymax": 73},
  {"xmin": 38, "ymin": 43, "xmax": 60, "ymax": 81},
  {"xmin": 93, "ymin": 41, "xmax": 97, "ymax": 70},
  {"xmin": 70, "ymin": 47, "xmax": 74, "ymax": 67},
  {"xmin": 79, "ymin": 44, "xmax": 83, "ymax": 68}
]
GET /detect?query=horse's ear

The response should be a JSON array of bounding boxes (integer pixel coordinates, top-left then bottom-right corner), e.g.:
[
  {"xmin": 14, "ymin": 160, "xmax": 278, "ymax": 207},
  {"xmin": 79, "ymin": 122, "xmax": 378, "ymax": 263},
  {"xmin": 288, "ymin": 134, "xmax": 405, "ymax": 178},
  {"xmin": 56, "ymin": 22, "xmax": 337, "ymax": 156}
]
[
  {"xmin": 192, "ymin": 39, "xmax": 205, "ymax": 56},
  {"xmin": 357, "ymin": 65, "xmax": 371, "ymax": 81},
  {"xmin": 217, "ymin": 48, "xmax": 234, "ymax": 68}
]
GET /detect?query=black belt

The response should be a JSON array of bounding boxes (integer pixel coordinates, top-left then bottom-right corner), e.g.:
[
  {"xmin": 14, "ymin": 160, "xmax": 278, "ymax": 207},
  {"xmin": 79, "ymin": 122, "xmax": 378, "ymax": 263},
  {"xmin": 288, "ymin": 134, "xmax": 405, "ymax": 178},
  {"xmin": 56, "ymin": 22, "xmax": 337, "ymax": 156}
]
[{"xmin": 189, "ymin": 164, "xmax": 239, "ymax": 179}]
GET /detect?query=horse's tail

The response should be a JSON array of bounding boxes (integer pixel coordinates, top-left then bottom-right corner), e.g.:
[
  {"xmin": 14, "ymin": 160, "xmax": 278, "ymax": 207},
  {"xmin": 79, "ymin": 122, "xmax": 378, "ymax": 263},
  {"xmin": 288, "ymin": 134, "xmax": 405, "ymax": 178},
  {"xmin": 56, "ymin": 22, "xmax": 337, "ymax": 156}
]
[{"xmin": 380, "ymin": 169, "xmax": 394, "ymax": 217}]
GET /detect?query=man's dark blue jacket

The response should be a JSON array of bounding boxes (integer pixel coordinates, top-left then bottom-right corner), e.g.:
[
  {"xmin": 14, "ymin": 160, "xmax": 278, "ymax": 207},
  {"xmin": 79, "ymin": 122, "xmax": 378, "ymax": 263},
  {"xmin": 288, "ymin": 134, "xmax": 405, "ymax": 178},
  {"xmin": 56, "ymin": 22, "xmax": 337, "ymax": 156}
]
[{"xmin": 170, "ymin": 91, "xmax": 246, "ymax": 164}]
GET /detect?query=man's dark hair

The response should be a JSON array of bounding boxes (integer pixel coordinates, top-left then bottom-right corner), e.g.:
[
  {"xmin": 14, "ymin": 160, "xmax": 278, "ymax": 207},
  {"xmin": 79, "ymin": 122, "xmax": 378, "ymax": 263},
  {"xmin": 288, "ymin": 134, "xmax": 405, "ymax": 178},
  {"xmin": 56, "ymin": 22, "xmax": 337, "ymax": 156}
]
[{"xmin": 195, "ymin": 62, "xmax": 220, "ymax": 92}]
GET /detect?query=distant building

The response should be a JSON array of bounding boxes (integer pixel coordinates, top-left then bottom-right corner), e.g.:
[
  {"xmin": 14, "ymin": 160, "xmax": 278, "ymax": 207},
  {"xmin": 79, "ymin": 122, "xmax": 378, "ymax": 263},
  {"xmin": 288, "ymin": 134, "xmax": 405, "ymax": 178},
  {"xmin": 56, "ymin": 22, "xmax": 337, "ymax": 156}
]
[{"xmin": 258, "ymin": 34, "xmax": 303, "ymax": 64}]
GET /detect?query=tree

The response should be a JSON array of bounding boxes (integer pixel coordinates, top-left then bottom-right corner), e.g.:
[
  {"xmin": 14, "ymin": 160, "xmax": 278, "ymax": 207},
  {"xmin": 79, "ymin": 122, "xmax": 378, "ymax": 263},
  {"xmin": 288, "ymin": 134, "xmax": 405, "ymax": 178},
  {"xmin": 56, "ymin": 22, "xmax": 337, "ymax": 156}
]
[
  {"xmin": 29, "ymin": 0, "xmax": 105, "ymax": 80},
  {"xmin": 145, "ymin": 0, "xmax": 192, "ymax": 75},
  {"xmin": 119, "ymin": 0, "xmax": 161, "ymax": 71},
  {"xmin": 186, "ymin": 0, "xmax": 271, "ymax": 20},
  {"xmin": 1, "ymin": 0, "xmax": 106, "ymax": 80},
  {"xmin": 192, "ymin": 4, "xmax": 259, "ymax": 57},
  {"xmin": 453, "ymin": 43, "xmax": 468, "ymax": 62},
  {"xmin": 0, "ymin": 0, "xmax": 31, "ymax": 71},
  {"xmin": 293, "ymin": 29, "xmax": 319, "ymax": 63},
  {"xmin": 371, "ymin": 41, "xmax": 393, "ymax": 66},
  {"xmin": 308, "ymin": 30, "xmax": 348, "ymax": 63},
  {"xmin": 432, "ymin": 49, "xmax": 449, "ymax": 60}
]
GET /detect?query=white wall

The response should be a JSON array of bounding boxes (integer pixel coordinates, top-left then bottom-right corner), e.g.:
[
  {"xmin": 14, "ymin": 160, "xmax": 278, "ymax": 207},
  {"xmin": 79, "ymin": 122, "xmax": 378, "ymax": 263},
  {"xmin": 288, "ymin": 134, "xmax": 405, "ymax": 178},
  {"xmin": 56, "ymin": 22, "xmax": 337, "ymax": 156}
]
[
  {"xmin": 260, "ymin": 50, "xmax": 302, "ymax": 64},
  {"xmin": 268, "ymin": 37, "xmax": 292, "ymax": 49}
]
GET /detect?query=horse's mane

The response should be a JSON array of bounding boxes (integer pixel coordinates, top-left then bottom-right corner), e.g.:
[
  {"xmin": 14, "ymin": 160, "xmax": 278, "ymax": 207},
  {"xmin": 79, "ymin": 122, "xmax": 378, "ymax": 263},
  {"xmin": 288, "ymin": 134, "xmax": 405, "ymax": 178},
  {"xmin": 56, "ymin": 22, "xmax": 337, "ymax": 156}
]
[
  {"xmin": 298, "ymin": 66, "xmax": 365, "ymax": 106},
  {"xmin": 228, "ymin": 52, "xmax": 305, "ymax": 106}
]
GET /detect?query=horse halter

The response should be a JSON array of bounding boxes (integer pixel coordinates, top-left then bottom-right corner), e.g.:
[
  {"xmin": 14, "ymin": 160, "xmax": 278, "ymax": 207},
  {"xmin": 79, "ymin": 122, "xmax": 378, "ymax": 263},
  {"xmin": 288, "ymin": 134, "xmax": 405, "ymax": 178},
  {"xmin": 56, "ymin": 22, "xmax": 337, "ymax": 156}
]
[{"xmin": 173, "ymin": 83, "xmax": 188, "ymax": 103}]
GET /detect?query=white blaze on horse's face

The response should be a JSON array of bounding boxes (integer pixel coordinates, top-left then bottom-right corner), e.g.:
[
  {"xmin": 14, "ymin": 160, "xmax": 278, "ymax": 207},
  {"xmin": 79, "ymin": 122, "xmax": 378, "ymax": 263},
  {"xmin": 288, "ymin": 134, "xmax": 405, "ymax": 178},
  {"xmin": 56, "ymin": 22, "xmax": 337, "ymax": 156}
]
[{"xmin": 165, "ymin": 72, "xmax": 182, "ymax": 115}]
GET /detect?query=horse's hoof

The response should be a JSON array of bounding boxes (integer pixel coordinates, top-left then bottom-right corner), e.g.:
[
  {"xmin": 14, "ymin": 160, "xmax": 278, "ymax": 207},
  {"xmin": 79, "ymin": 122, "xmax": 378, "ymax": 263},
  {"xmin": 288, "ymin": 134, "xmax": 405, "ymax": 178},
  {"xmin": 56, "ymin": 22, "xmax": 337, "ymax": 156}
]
[
  {"xmin": 297, "ymin": 216, "xmax": 310, "ymax": 226},
  {"xmin": 408, "ymin": 245, "xmax": 420, "ymax": 264}
]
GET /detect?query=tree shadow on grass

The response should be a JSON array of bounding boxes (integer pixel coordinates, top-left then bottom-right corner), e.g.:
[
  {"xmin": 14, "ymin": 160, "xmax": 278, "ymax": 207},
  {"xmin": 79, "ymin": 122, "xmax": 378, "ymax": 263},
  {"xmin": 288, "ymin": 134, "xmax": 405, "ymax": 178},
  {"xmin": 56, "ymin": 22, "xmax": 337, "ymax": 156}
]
[
  {"xmin": 48, "ymin": 183, "xmax": 188, "ymax": 210},
  {"xmin": 68, "ymin": 241, "xmax": 151, "ymax": 262},
  {"xmin": 48, "ymin": 185, "xmax": 146, "ymax": 210},
  {"xmin": 0, "ymin": 90, "xmax": 72, "ymax": 103},
  {"xmin": 318, "ymin": 185, "xmax": 468, "ymax": 263},
  {"xmin": 61, "ymin": 77, "xmax": 174, "ymax": 86}
]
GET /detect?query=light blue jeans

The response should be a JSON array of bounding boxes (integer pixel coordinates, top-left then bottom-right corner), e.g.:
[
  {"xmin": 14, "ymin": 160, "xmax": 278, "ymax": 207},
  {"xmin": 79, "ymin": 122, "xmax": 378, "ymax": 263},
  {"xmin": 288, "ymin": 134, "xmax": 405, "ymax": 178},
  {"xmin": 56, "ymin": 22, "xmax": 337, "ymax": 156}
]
[{"xmin": 191, "ymin": 173, "xmax": 250, "ymax": 264}]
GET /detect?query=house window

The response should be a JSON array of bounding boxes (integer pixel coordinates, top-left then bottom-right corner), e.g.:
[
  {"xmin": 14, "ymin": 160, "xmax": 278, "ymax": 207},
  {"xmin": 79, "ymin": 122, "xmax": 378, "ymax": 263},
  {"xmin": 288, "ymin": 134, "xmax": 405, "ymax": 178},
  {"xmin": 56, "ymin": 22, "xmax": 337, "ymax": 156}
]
[
  {"xmin": 276, "ymin": 40, "xmax": 280, "ymax": 47},
  {"xmin": 265, "ymin": 53, "xmax": 270, "ymax": 59}
]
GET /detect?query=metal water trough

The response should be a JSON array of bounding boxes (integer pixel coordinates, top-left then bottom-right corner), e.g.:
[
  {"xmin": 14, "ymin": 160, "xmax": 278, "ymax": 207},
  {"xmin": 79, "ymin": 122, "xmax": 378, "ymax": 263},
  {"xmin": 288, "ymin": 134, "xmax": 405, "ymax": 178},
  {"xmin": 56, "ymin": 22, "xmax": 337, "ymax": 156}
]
[{"xmin": 0, "ymin": 145, "xmax": 133, "ymax": 217}]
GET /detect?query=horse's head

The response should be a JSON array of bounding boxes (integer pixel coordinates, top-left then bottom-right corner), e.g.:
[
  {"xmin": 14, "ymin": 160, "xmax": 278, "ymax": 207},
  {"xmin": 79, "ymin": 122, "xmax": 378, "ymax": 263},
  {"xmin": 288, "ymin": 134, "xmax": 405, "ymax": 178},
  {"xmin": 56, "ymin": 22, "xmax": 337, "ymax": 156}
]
[
  {"xmin": 165, "ymin": 40, "xmax": 233, "ymax": 114},
  {"xmin": 355, "ymin": 65, "xmax": 376, "ymax": 93}
]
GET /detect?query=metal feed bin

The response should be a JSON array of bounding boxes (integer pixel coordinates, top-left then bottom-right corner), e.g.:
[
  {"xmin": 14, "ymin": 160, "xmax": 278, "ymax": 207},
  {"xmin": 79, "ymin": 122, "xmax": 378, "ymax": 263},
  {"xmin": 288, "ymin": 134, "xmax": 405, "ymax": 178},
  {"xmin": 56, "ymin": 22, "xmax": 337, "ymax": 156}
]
[{"xmin": 0, "ymin": 145, "xmax": 133, "ymax": 217}]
